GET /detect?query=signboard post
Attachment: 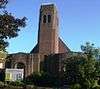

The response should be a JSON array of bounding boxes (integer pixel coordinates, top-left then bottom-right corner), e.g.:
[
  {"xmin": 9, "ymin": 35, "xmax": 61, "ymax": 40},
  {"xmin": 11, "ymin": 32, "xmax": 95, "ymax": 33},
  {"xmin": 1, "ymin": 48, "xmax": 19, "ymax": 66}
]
[{"xmin": 5, "ymin": 69, "xmax": 24, "ymax": 81}]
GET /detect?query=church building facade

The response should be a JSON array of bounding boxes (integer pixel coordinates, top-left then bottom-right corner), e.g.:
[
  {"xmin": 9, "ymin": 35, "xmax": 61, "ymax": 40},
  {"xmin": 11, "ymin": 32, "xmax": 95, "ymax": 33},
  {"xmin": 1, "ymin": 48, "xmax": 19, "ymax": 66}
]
[{"xmin": 6, "ymin": 4, "xmax": 70, "ymax": 77}]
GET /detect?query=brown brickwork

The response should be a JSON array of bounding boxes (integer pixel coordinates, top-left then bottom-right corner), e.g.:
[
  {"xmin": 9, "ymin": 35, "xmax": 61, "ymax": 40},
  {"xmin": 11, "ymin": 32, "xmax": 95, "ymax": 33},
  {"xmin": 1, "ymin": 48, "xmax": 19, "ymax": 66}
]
[
  {"xmin": 59, "ymin": 38, "xmax": 70, "ymax": 53},
  {"xmin": 38, "ymin": 4, "xmax": 59, "ymax": 54}
]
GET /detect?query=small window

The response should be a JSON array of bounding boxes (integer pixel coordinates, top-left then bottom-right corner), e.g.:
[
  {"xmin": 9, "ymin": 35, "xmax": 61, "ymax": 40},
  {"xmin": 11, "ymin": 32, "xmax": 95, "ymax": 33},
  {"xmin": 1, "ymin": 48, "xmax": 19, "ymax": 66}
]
[
  {"xmin": 43, "ymin": 15, "xmax": 46, "ymax": 23},
  {"xmin": 48, "ymin": 15, "xmax": 51, "ymax": 23}
]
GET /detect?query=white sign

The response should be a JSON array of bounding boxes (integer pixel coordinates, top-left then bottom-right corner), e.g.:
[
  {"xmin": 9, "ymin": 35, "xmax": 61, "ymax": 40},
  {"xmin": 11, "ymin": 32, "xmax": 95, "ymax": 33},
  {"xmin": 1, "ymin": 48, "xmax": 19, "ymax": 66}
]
[{"xmin": 5, "ymin": 69, "xmax": 24, "ymax": 81}]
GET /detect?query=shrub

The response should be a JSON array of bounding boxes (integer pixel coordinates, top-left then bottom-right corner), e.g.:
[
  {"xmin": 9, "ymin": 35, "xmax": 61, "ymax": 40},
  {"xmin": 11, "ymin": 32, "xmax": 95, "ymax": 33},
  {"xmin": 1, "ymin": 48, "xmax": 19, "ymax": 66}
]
[
  {"xmin": 9, "ymin": 80, "xmax": 24, "ymax": 86},
  {"xmin": 70, "ymin": 83, "xmax": 81, "ymax": 89}
]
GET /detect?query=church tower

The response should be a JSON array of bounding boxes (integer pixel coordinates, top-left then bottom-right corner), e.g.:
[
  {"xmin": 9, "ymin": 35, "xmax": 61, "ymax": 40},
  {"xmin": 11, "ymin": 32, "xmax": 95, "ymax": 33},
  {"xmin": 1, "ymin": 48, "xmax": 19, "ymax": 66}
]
[{"xmin": 38, "ymin": 4, "xmax": 59, "ymax": 54}]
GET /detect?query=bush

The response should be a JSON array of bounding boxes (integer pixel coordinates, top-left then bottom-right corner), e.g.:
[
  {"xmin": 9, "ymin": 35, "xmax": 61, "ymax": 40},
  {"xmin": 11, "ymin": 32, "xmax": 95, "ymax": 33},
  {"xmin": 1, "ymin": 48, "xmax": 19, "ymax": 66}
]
[
  {"xmin": 9, "ymin": 80, "xmax": 24, "ymax": 86},
  {"xmin": 0, "ymin": 81, "xmax": 5, "ymax": 87},
  {"xmin": 70, "ymin": 83, "xmax": 81, "ymax": 89},
  {"xmin": 92, "ymin": 86, "xmax": 100, "ymax": 89}
]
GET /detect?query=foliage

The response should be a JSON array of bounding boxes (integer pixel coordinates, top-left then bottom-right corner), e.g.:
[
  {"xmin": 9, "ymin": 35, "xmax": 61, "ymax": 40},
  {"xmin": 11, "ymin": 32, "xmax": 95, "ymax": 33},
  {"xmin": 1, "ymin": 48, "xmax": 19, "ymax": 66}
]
[
  {"xmin": 0, "ymin": 0, "xmax": 8, "ymax": 8},
  {"xmin": 8, "ymin": 80, "xmax": 24, "ymax": 86},
  {"xmin": 0, "ymin": 12, "xmax": 26, "ymax": 39},
  {"xmin": 0, "ymin": 81, "xmax": 5, "ymax": 86},
  {"xmin": 70, "ymin": 83, "xmax": 81, "ymax": 89},
  {"xmin": 0, "ymin": 11, "xmax": 26, "ymax": 51},
  {"xmin": 25, "ymin": 71, "xmax": 61, "ymax": 87},
  {"xmin": 64, "ymin": 55, "xmax": 85, "ymax": 85},
  {"xmin": 81, "ymin": 42, "xmax": 100, "ymax": 59},
  {"xmin": 0, "ymin": 50, "xmax": 7, "ymax": 60},
  {"xmin": 64, "ymin": 42, "xmax": 100, "ymax": 89},
  {"xmin": 0, "ymin": 0, "xmax": 26, "ymax": 51}
]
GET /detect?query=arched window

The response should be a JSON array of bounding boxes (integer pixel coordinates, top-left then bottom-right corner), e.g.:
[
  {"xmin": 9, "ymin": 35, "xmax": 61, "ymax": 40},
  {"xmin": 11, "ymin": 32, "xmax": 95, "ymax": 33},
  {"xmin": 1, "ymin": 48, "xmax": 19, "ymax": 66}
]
[
  {"xmin": 43, "ymin": 15, "xmax": 46, "ymax": 23},
  {"xmin": 48, "ymin": 15, "xmax": 51, "ymax": 23}
]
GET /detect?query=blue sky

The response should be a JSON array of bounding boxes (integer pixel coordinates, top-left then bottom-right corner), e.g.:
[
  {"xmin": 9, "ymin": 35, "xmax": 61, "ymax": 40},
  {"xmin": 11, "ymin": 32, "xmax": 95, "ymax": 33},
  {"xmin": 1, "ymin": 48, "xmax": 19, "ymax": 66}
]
[{"xmin": 6, "ymin": 0, "xmax": 100, "ymax": 53}]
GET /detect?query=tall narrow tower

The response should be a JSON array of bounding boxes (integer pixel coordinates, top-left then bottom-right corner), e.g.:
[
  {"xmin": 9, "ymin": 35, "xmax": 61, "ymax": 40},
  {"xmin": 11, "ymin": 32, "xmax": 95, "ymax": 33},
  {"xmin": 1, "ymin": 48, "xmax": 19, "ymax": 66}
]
[{"xmin": 38, "ymin": 4, "xmax": 59, "ymax": 54}]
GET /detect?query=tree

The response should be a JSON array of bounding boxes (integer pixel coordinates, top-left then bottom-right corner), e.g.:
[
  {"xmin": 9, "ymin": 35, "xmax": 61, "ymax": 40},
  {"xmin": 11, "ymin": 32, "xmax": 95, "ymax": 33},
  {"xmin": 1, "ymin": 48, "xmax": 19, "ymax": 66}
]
[
  {"xmin": 0, "ymin": 0, "xmax": 26, "ymax": 51},
  {"xmin": 0, "ymin": 0, "xmax": 8, "ymax": 8},
  {"xmin": 64, "ymin": 42, "xmax": 100, "ymax": 89},
  {"xmin": 0, "ymin": 11, "xmax": 26, "ymax": 51},
  {"xmin": 81, "ymin": 42, "xmax": 100, "ymax": 59}
]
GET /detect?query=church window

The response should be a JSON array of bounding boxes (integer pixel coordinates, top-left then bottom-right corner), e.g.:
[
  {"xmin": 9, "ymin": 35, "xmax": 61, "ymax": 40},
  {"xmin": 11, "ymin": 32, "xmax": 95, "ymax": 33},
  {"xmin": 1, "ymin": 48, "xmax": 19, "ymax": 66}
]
[
  {"xmin": 43, "ymin": 15, "xmax": 46, "ymax": 23},
  {"xmin": 48, "ymin": 15, "xmax": 51, "ymax": 23}
]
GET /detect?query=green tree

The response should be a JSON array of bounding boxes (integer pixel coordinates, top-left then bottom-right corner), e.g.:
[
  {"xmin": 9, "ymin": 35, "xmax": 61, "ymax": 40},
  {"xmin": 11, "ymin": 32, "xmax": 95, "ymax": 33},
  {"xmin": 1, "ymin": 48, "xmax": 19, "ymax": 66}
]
[
  {"xmin": 0, "ymin": 0, "xmax": 26, "ymax": 51},
  {"xmin": 0, "ymin": 0, "xmax": 8, "ymax": 8},
  {"xmin": 64, "ymin": 42, "xmax": 100, "ymax": 89},
  {"xmin": 81, "ymin": 42, "xmax": 100, "ymax": 59}
]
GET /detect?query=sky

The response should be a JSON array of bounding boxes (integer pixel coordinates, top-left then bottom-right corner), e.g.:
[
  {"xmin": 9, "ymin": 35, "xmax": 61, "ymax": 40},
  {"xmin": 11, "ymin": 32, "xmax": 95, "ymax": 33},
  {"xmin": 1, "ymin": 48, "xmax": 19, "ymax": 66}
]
[{"xmin": 6, "ymin": 0, "xmax": 100, "ymax": 53}]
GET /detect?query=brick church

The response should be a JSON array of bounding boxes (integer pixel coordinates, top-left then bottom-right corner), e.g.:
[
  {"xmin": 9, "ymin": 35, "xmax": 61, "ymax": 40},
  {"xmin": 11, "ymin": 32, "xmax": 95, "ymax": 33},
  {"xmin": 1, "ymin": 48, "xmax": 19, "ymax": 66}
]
[{"xmin": 6, "ymin": 4, "xmax": 71, "ymax": 77}]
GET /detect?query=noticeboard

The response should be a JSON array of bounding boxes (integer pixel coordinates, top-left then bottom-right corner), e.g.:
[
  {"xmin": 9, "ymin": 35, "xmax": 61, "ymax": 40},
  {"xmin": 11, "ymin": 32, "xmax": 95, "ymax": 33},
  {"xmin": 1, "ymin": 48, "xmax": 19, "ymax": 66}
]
[{"xmin": 5, "ymin": 68, "xmax": 24, "ymax": 81}]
